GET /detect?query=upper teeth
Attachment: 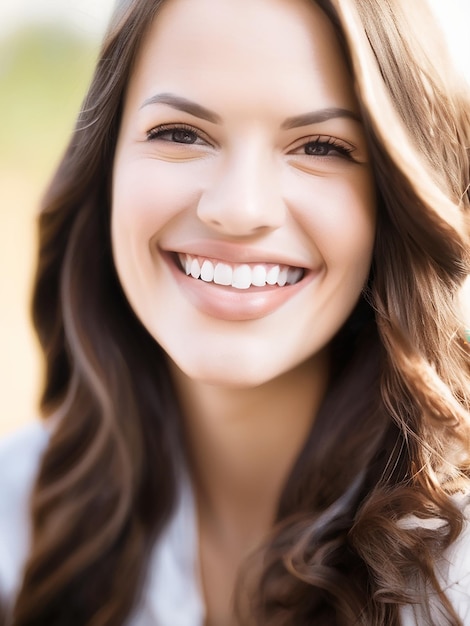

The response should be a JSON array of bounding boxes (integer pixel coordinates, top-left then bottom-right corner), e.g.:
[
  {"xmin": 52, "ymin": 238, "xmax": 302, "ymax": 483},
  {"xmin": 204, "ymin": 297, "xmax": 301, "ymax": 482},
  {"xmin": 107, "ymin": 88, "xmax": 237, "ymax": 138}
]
[{"xmin": 178, "ymin": 254, "xmax": 303, "ymax": 289}]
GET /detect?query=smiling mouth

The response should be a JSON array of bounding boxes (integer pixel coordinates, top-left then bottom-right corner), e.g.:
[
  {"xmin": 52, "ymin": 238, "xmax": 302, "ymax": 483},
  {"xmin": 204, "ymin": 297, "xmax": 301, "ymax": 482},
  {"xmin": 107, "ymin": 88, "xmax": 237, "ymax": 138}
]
[{"xmin": 176, "ymin": 253, "xmax": 305, "ymax": 290}]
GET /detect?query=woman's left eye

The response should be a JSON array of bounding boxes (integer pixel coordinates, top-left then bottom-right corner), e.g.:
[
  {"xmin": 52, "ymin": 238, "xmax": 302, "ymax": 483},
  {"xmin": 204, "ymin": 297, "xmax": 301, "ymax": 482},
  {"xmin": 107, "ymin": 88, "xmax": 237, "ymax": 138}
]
[
  {"xmin": 290, "ymin": 136, "xmax": 355, "ymax": 160},
  {"xmin": 146, "ymin": 124, "xmax": 208, "ymax": 145}
]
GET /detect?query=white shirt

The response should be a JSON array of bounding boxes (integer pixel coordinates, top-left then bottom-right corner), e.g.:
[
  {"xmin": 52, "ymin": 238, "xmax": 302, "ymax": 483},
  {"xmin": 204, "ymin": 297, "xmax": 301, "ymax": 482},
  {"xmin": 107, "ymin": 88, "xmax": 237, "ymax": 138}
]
[{"xmin": 1, "ymin": 423, "xmax": 470, "ymax": 625}]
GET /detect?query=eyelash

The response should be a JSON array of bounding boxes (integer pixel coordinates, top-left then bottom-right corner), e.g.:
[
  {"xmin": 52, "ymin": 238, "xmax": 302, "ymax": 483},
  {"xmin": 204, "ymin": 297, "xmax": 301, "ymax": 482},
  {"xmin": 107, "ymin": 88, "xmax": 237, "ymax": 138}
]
[
  {"xmin": 294, "ymin": 136, "xmax": 355, "ymax": 160},
  {"xmin": 146, "ymin": 124, "xmax": 356, "ymax": 160},
  {"xmin": 146, "ymin": 123, "xmax": 210, "ymax": 145}
]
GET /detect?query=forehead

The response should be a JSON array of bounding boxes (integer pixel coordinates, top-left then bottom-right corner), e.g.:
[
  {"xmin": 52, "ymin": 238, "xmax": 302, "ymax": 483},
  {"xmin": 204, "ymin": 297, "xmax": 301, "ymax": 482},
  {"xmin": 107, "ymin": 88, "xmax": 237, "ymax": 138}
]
[{"xmin": 124, "ymin": 0, "xmax": 357, "ymax": 116}]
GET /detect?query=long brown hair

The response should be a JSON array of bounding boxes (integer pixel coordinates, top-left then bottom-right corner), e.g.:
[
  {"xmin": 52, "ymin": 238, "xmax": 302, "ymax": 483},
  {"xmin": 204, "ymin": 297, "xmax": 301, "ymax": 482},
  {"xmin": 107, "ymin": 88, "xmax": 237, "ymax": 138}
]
[{"xmin": 9, "ymin": 0, "xmax": 470, "ymax": 624}]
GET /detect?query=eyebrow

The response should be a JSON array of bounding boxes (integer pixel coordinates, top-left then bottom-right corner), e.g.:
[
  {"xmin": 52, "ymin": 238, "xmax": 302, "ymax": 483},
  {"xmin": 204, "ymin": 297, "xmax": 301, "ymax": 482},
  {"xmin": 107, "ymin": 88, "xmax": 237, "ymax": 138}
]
[
  {"xmin": 140, "ymin": 93, "xmax": 222, "ymax": 124},
  {"xmin": 281, "ymin": 107, "xmax": 361, "ymax": 129},
  {"xmin": 140, "ymin": 92, "xmax": 361, "ymax": 128}
]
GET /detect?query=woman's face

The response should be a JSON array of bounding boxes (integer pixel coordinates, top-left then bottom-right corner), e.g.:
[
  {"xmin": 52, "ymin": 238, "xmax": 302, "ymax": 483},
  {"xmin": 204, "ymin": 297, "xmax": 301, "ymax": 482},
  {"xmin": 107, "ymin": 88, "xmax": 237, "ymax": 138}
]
[{"xmin": 112, "ymin": 0, "xmax": 376, "ymax": 387}]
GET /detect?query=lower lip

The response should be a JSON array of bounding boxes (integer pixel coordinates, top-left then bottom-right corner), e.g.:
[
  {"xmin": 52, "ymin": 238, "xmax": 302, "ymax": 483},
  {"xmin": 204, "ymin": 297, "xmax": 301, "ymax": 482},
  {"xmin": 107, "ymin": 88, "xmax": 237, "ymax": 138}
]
[{"xmin": 164, "ymin": 253, "xmax": 315, "ymax": 321}]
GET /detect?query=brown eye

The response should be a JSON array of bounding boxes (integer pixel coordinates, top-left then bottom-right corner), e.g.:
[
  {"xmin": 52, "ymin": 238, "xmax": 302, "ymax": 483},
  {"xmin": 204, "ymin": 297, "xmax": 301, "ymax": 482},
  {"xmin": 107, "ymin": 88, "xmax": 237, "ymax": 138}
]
[
  {"xmin": 304, "ymin": 140, "xmax": 353, "ymax": 158},
  {"xmin": 305, "ymin": 142, "xmax": 330, "ymax": 156},
  {"xmin": 168, "ymin": 129, "xmax": 198, "ymax": 144},
  {"xmin": 148, "ymin": 128, "xmax": 198, "ymax": 143},
  {"xmin": 146, "ymin": 123, "xmax": 209, "ymax": 145}
]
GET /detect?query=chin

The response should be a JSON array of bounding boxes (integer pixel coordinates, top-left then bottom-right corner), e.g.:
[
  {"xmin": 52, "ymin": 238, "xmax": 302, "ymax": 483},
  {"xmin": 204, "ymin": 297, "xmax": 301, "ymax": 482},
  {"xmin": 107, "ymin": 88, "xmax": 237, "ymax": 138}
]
[
  {"xmin": 169, "ymin": 354, "xmax": 288, "ymax": 390},
  {"xmin": 188, "ymin": 365, "xmax": 273, "ymax": 389}
]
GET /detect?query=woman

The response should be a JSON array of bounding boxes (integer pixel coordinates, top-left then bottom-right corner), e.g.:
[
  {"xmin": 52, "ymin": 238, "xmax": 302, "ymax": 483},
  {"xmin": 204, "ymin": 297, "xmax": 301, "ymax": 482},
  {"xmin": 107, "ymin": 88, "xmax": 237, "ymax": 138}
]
[{"xmin": 1, "ymin": 0, "xmax": 470, "ymax": 624}]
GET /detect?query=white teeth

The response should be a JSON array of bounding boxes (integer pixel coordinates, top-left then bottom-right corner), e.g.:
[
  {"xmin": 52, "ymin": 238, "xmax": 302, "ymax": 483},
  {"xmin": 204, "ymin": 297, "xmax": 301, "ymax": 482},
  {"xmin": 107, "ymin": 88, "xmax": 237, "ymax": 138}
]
[
  {"xmin": 277, "ymin": 266, "xmax": 288, "ymax": 287},
  {"xmin": 179, "ymin": 254, "xmax": 192, "ymax": 275},
  {"xmin": 200, "ymin": 260, "xmax": 214, "ymax": 282},
  {"xmin": 287, "ymin": 267, "xmax": 303, "ymax": 285},
  {"xmin": 266, "ymin": 266, "xmax": 280, "ymax": 285},
  {"xmin": 213, "ymin": 262, "xmax": 232, "ymax": 286},
  {"xmin": 178, "ymin": 254, "xmax": 303, "ymax": 288},
  {"xmin": 232, "ymin": 264, "xmax": 252, "ymax": 289},
  {"xmin": 190, "ymin": 258, "xmax": 201, "ymax": 279},
  {"xmin": 252, "ymin": 265, "xmax": 267, "ymax": 287}
]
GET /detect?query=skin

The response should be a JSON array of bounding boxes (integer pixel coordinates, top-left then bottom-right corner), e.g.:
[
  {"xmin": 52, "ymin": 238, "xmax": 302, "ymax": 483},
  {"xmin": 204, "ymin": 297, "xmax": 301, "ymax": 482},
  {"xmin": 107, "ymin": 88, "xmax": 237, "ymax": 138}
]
[{"xmin": 112, "ymin": 0, "xmax": 376, "ymax": 623}]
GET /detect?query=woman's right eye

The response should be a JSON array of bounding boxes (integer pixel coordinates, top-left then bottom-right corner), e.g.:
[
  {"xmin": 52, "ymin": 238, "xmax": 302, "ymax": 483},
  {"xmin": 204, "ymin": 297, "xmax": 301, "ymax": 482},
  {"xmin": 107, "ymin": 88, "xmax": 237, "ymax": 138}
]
[{"xmin": 146, "ymin": 124, "xmax": 208, "ymax": 145}]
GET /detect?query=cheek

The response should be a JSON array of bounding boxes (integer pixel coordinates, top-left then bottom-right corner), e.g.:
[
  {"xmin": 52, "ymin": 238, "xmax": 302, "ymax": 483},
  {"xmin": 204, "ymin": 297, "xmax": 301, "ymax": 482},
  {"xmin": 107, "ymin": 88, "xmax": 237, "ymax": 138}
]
[
  {"xmin": 286, "ymin": 168, "xmax": 376, "ymax": 270},
  {"xmin": 111, "ymin": 158, "xmax": 204, "ymax": 238}
]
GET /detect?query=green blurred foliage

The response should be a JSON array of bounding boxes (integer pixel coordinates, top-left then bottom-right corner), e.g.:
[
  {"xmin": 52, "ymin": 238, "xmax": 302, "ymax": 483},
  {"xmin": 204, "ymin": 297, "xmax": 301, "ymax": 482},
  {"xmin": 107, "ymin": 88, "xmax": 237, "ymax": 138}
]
[{"xmin": 0, "ymin": 25, "xmax": 100, "ymax": 177}]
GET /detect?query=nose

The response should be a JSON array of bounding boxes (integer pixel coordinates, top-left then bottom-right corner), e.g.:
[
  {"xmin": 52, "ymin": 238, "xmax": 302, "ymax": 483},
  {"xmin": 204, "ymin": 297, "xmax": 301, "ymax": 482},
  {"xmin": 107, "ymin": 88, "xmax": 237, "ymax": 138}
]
[{"xmin": 196, "ymin": 145, "xmax": 286, "ymax": 237}]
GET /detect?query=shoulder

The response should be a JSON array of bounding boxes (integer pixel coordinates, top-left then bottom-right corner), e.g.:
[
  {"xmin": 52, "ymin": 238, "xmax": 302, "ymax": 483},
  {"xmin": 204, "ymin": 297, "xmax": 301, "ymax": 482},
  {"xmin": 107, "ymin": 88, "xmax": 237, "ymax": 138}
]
[
  {"xmin": 0, "ymin": 422, "xmax": 50, "ymax": 602},
  {"xmin": 0, "ymin": 422, "xmax": 49, "ymax": 516},
  {"xmin": 0, "ymin": 421, "xmax": 49, "ymax": 484},
  {"xmin": 130, "ymin": 476, "xmax": 205, "ymax": 626},
  {"xmin": 439, "ymin": 493, "xmax": 470, "ymax": 620},
  {"xmin": 400, "ymin": 493, "xmax": 470, "ymax": 625}
]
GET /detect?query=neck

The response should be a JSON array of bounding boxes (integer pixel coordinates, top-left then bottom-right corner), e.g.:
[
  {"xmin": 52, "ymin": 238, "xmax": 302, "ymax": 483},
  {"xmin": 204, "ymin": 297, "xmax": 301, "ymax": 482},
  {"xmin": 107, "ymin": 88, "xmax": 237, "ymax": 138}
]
[{"xmin": 169, "ymin": 350, "xmax": 329, "ymax": 547}]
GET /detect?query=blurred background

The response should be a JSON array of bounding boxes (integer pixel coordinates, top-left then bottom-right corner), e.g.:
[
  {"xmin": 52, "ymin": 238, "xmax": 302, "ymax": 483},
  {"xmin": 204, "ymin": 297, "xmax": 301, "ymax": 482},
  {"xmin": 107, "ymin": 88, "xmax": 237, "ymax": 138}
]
[
  {"xmin": 0, "ymin": 1, "xmax": 114, "ymax": 435},
  {"xmin": 1, "ymin": 0, "xmax": 470, "ymax": 436}
]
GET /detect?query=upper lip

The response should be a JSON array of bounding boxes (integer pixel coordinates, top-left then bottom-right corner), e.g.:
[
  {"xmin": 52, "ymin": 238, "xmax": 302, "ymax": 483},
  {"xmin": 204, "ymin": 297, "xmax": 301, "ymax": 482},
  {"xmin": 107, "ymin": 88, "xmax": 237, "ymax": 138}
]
[{"xmin": 160, "ymin": 240, "xmax": 311, "ymax": 270}]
